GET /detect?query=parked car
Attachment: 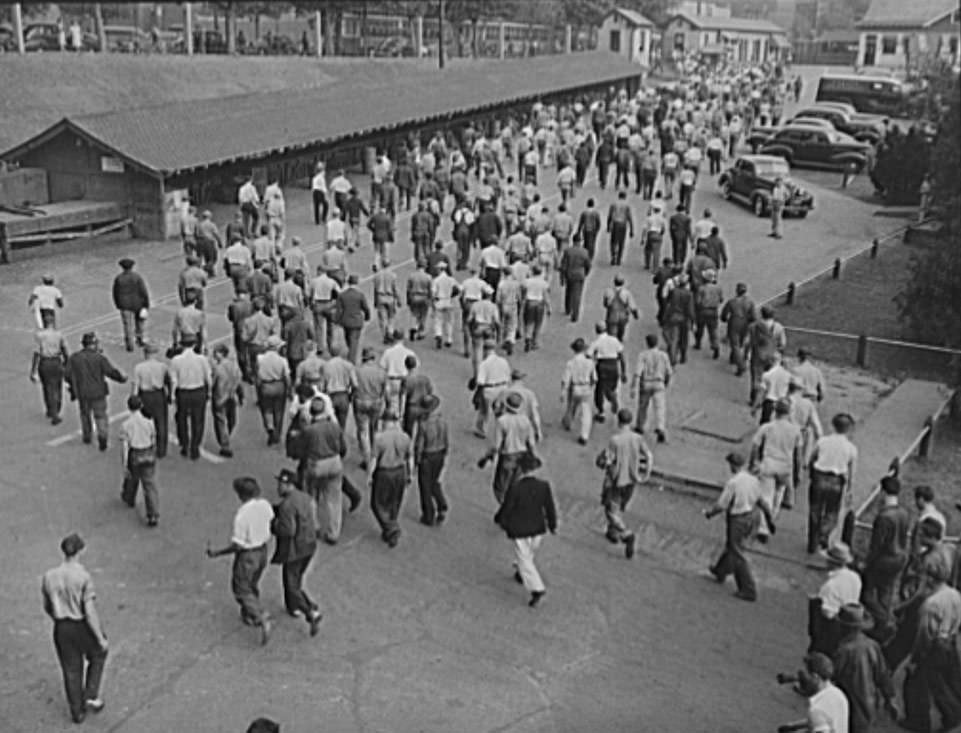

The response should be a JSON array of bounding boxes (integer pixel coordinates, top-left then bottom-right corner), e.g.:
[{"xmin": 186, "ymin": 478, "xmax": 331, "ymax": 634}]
[
  {"xmin": 23, "ymin": 22, "xmax": 99, "ymax": 51},
  {"xmin": 759, "ymin": 126, "xmax": 871, "ymax": 171},
  {"xmin": 788, "ymin": 105, "xmax": 884, "ymax": 143},
  {"xmin": 104, "ymin": 25, "xmax": 149, "ymax": 53},
  {"xmin": 371, "ymin": 36, "xmax": 417, "ymax": 57},
  {"xmin": 746, "ymin": 118, "xmax": 834, "ymax": 152},
  {"xmin": 170, "ymin": 29, "xmax": 227, "ymax": 54},
  {"xmin": 0, "ymin": 23, "xmax": 16, "ymax": 51},
  {"xmin": 718, "ymin": 155, "xmax": 814, "ymax": 218}
]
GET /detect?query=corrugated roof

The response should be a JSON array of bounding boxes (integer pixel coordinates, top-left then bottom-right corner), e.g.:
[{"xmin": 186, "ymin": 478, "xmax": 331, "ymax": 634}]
[
  {"xmin": 669, "ymin": 12, "xmax": 787, "ymax": 33},
  {"xmin": 2, "ymin": 53, "xmax": 639, "ymax": 177},
  {"xmin": 857, "ymin": 0, "xmax": 958, "ymax": 27},
  {"xmin": 609, "ymin": 7, "xmax": 656, "ymax": 27}
]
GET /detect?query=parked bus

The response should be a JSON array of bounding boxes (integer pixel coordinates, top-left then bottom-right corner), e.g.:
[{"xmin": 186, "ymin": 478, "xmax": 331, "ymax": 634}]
[{"xmin": 815, "ymin": 74, "xmax": 908, "ymax": 116}]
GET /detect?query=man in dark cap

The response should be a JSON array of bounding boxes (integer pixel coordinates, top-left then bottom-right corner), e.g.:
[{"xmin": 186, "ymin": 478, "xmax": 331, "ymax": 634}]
[
  {"xmin": 271, "ymin": 468, "xmax": 322, "ymax": 636},
  {"xmin": 42, "ymin": 533, "xmax": 109, "ymax": 723},
  {"xmin": 413, "ymin": 394, "xmax": 449, "ymax": 526},
  {"xmin": 705, "ymin": 452, "xmax": 774, "ymax": 602},
  {"xmin": 368, "ymin": 410, "xmax": 413, "ymax": 547},
  {"xmin": 720, "ymin": 282, "xmax": 756, "ymax": 376},
  {"xmin": 494, "ymin": 451, "xmax": 557, "ymax": 607},
  {"xmin": 111, "ymin": 258, "xmax": 150, "ymax": 352},
  {"xmin": 65, "ymin": 333, "xmax": 127, "ymax": 450}
]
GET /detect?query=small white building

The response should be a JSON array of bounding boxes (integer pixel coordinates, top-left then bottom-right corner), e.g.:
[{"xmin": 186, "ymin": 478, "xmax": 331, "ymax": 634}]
[
  {"xmin": 662, "ymin": 12, "xmax": 790, "ymax": 64},
  {"xmin": 598, "ymin": 7, "xmax": 657, "ymax": 67},
  {"xmin": 855, "ymin": 0, "xmax": 961, "ymax": 70}
]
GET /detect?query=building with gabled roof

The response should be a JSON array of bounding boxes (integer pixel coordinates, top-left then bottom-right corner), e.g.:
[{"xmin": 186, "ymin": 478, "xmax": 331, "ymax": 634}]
[
  {"xmin": 855, "ymin": 0, "xmax": 960, "ymax": 68},
  {"xmin": 662, "ymin": 11, "xmax": 790, "ymax": 63},
  {"xmin": 598, "ymin": 7, "xmax": 659, "ymax": 67}
]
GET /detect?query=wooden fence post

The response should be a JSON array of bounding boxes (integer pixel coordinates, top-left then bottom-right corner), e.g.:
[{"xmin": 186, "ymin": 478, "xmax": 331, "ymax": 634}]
[
  {"xmin": 856, "ymin": 334, "xmax": 868, "ymax": 367},
  {"xmin": 786, "ymin": 282, "xmax": 795, "ymax": 305},
  {"xmin": 870, "ymin": 238, "xmax": 879, "ymax": 258},
  {"xmin": 918, "ymin": 416, "xmax": 934, "ymax": 459},
  {"xmin": 832, "ymin": 258, "xmax": 842, "ymax": 279}
]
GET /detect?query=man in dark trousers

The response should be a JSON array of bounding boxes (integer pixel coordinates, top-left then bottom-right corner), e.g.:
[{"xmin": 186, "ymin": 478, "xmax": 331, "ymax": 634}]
[
  {"xmin": 720, "ymin": 282, "xmax": 756, "ymax": 376},
  {"xmin": 271, "ymin": 469, "xmax": 322, "ymax": 636},
  {"xmin": 111, "ymin": 258, "xmax": 150, "ymax": 352},
  {"xmin": 368, "ymin": 411, "xmax": 413, "ymax": 548},
  {"xmin": 336, "ymin": 274, "xmax": 370, "ymax": 364},
  {"xmin": 411, "ymin": 202, "xmax": 436, "ymax": 265},
  {"xmin": 342, "ymin": 187, "xmax": 369, "ymax": 253},
  {"xmin": 660, "ymin": 276, "xmax": 696, "ymax": 366},
  {"xmin": 413, "ymin": 394, "xmax": 449, "ymax": 526},
  {"xmin": 860, "ymin": 475, "xmax": 910, "ymax": 641},
  {"xmin": 558, "ymin": 234, "xmax": 592, "ymax": 322},
  {"xmin": 30, "ymin": 311, "xmax": 69, "ymax": 425},
  {"xmin": 42, "ymin": 533, "xmax": 109, "ymax": 724},
  {"xmin": 606, "ymin": 191, "xmax": 634, "ymax": 267},
  {"xmin": 169, "ymin": 333, "xmax": 211, "ymax": 460},
  {"xmin": 669, "ymin": 204, "xmax": 693, "ymax": 266},
  {"xmin": 575, "ymin": 198, "xmax": 602, "ymax": 259},
  {"xmin": 494, "ymin": 452, "xmax": 557, "ymax": 608},
  {"xmin": 65, "ymin": 332, "xmax": 127, "ymax": 450}
]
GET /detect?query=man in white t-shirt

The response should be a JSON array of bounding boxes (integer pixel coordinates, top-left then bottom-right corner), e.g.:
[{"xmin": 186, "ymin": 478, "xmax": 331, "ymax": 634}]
[
  {"xmin": 804, "ymin": 653, "xmax": 849, "ymax": 733},
  {"xmin": 311, "ymin": 162, "xmax": 328, "ymax": 226},
  {"xmin": 29, "ymin": 274, "xmax": 65, "ymax": 328}
]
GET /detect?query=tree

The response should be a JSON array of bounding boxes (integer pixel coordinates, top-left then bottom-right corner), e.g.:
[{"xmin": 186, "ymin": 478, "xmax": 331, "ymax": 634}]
[{"xmin": 896, "ymin": 80, "xmax": 961, "ymax": 355}]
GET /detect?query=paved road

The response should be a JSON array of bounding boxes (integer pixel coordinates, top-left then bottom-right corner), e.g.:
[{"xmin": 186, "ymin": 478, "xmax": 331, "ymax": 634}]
[{"xmin": 0, "ymin": 79, "xmax": 906, "ymax": 732}]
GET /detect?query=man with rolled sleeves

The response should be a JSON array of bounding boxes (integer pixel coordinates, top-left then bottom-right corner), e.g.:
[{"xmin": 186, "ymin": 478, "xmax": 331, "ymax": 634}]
[
  {"xmin": 368, "ymin": 411, "xmax": 413, "ymax": 547},
  {"xmin": 752, "ymin": 350, "xmax": 792, "ymax": 425},
  {"xmin": 468, "ymin": 291, "xmax": 501, "ymax": 381},
  {"xmin": 720, "ymin": 282, "xmax": 755, "ymax": 376},
  {"xmin": 177, "ymin": 255, "xmax": 207, "ymax": 309},
  {"xmin": 474, "ymin": 339, "xmax": 512, "ymax": 438},
  {"xmin": 353, "ymin": 348, "xmax": 387, "ymax": 469},
  {"xmin": 255, "ymin": 335, "xmax": 291, "ymax": 446},
  {"xmin": 406, "ymin": 259, "xmax": 433, "ymax": 341},
  {"xmin": 321, "ymin": 345, "xmax": 356, "ymax": 430},
  {"xmin": 65, "ymin": 333, "xmax": 127, "ymax": 450},
  {"xmin": 270, "ymin": 469, "xmax": 322, "ymax": 636},
  {"xmin": 241, "ymin": 296, "xmax": 278, "ymax": 383},
  {"xmin": 561, "ymin": 337, "xmax": 596, "ymax": 445},
  {"xmin": 172, "ymin": 293, "xmax": 206, "ymax": 351},
  {"xmin": 558, "ymin": 234, "xmax": 591, "ymax": 322},
  {"xmin": 206, "ymin": 477, "xmax": 275, "ymax": 645},
  {"xmin": 749, "ymin": 400, "xmax": 802, "ymax": 542},
  {"xmin": 480, "ymin": 392, "xmax": 537, "ymax": 505},
  {"xmin": 336, "ymin": 274, "xmax": 370, "ymax": 364},
  {"xmin": 793, "ymin": 348, "xmax": 825, "ymax": 403},
  {"xmin": 598, "ymin": 408, "xmax": 653, "ymax": 558},
  {"xmin": 602, "ymin": 275, "xmax": 640, "ymax": 342},
  {"xmin": 169, "ymin": 333, "xmax": 211, "ymax": 460},
  {"xmin": 380, "ymin": 330, "xmax": 416, "ymax": 418},
  {"xmin": 631, "ymin": 334, "xmax": 672, "ymax": 442},
  {"xmin": 42, "ymin": 533, "xmax": 109, "ymax": 724},
  {"xmin": 808, "ymin": 413, "xmax": 858, "ymax": 554},
  {"xmin": 589, "ymin": 322, "xmax": 626, "ymax": 423},
  {"xmin": 30, "ymin": 311, "xmax": 69, "ymax": 425},
  {"xmin": 120, "ymin": 395, "xmax": 160, "ymax": 526},
  {"xmin": 693, "ymin": 269, "xmax": 723, "ymax": 359},
  {"xmin": 521, "ymin": 265, "xmax": 550, "ymax": 352},
  {"xmin": 308, "ymin": 266, "xmax": 341, "ymax": 356},
  {"xmin": 414, "ymin": 394, "xmax": 449, "ymax": 526},
  {"xmin": 459, "ymin": 268, "xmax": 494, "ymax": 359},
  {"xmin": 111, "ymin": 258, "xmax": 150, "ymax": 352},
  {"xmin": 131, "ymin": 341, "xmax": 171, "ymax": 459}
]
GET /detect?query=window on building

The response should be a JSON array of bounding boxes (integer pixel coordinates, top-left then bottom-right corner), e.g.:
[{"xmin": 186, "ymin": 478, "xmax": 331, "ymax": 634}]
[
  {"xmin": 881, "ymin": 35, "xmax": 897, "ymax": 54},
  {"xmin": 674, "ymin": 32, "xmax": 684, "ymax": 51},
  {"xmin": 609, "ymin": 29, "xmax": 621, "ymax": 52},
  {"xmin": 637, "ymin": 32, "xmax": 645, "ymax": 51}
]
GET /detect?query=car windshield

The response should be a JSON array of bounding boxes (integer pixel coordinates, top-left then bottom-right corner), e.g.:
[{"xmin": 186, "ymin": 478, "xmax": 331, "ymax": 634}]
[{"xmin": 755, "ymin": 161, "xmax": 790, "ymax": 177}]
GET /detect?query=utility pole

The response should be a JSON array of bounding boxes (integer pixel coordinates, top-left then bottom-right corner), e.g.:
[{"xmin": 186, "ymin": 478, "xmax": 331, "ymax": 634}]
[
  {"xmin": 12, "ymin": 2, "xmax": 25, "ymax": 54},
  {"xmin": 438, "ymin": 0, "xmax": 445, "ymax": 69},
  {"xmin": 185, "ymin": 1, "xmax": 194, "ymax": 55}
]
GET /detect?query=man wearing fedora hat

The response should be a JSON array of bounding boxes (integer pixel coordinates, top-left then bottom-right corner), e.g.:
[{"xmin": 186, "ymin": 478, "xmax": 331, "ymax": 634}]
[
  {"xmin": 811, "ymin": 543, "xmax": 862, "ymax": 657},
  {"xmin": 481, "ymin": 392, "xmax": 537, "ymax": 505},
  {"xmin": 493, "ymin": 369, "xmax": 542, "ymax": 443},
  {"xmin": 255, "ymin": 335, "xmax": 291, "ymax": 446},
  {"xmin": 271, "ymin": 468, "xmax": 322, "ymax": 637},
  {"xmin": 494, "ymin": 451, "xmax": 557, "ymax": 607},
  {"xmin": 65, "ymin": 332, "xmax": 127, "ymax": 450},
  {"xmin": 42, "ymin": 533, "xmax": 109, "ymax": 723},
  {"xmin": 561, "ymin": 337, "xmax": 596, "ymax": 445},
  {"xmin": 413, "ymin": 394, "xmax": 449, "ymax": 526},
  {"xmin": 832, "ymin": 603, "xmax": 898, "ymax": 733},
  {"xmin": 112, "ymin": 258, "xmax": 150, "ymax": 352}
]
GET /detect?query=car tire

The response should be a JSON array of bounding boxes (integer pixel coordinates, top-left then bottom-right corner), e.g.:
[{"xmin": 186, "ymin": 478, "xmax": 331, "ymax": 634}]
[
  {"xmin": 721, "ymin": 181, "xmax": 734, "ymax": 200},
  {"xmin": 752, "ymin": 196, "xmax": 767, "ymax": 218},
  {"xmin": 797, "ymin": 211, "xmax": 809, "ymax": 219}
]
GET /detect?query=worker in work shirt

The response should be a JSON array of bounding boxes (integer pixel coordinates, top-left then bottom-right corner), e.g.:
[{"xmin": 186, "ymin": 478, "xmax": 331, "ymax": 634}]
[
  {"xmin": 588, "ymin": 322, "xmax": 625, "ymax": 423},
  {"xmin": 606, "ymin": 191, "xmax": 634, "ymax": 267},
  {"xmin": 558, "ymin": 234, "xmax": 591, "ymax": 322},
  {"xmin": 372, "ymin": 260, "xmax": 402, "ymax": 344},
  {"xmin": 561, "ymin": 337, "xmax": 596, "ymax": 445},
  {"xmin": 254, "ymin": 335, "xmax": 290, "ymax": 446},
  {"xmin": 468, "ymin": 291, "xmax": 501, "ymax": 380},
  {"xmin": 459, "ymin": 268, "xmax": 494, "ymax": 359},
  {"xmin": 575, "ymin": 198, "xmax": 602, "ymax": 259},
  {"xmin": 694, "ymin": 269, "xmax": 723, "ymax": 359}
]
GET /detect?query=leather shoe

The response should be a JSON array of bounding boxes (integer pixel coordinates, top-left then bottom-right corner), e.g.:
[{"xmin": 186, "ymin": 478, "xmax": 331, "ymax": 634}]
[
  {"xmin": 85, "ymin": 699, "xmax": 105, "ymax": 713},
  {"xmin": 528, "ymin": 590, "xmax": 545, "ymax": 607},
  {"xmin": 308, "ymin": 610, "xmax": 323, "ymax": 638},
  {"xmin": 624, "ymin": 534, "xmax": 636, "ymax": 559},
  {"xmin": 260, "ymin": 618, "xmax": 272, "ymax": 645},
  {"xmin": 734, "ymin": 591, "xmax": 757, "ymax": 602}
]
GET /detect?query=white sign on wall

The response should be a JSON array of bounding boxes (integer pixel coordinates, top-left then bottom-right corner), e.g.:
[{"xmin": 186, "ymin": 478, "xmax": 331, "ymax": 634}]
[{"xmin": 100, "ymin": 156, "xmax": 125, "ymax": 174}]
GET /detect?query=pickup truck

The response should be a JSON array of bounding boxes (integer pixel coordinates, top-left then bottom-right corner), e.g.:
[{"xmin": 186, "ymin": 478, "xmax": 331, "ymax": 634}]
[{"xmin": 718, "ymin": 155, "xmax": 814, "ymax": 218}]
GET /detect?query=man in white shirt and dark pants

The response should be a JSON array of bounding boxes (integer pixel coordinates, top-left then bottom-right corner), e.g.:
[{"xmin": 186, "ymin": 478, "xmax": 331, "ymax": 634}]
[
  {"xmin": 120, "ymin": 395, "xmax": 159, "ymax": 527},
  {"xmin": 808, "ymin": 413, "xmax": 858, "ymax": 554},
  {"xmin": 311, "ymin": 162, "xmax": 328, "ymax": 226},
  {"xmin": 207, "ymin": 476, "xmax": 275, "ymax": 645},
  {"xmin": 169, "ymin": 333, "xmax": 212, "ymax": 460}
]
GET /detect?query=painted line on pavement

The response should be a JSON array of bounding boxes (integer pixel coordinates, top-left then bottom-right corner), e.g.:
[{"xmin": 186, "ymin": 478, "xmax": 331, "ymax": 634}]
[
  {"xmin": 47, "ymin": 410, "xmax": 131, "ymax": 446},
  {"xmin": 167, "ymin": 434, "xmax": 226, "ymax": 464}
]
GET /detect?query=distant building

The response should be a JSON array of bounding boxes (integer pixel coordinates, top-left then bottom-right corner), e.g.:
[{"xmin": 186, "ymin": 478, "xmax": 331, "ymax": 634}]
[
  {"xmin": 855, "ymin": 0, "xmax": 960, "ymax": 69},
  {"xmin": 598, "ymin": 8, "xmax": 658, "ymax": 67},
  {"xmin": 675, "ymin": 1, "xmax": 733, "ymax": 19},
  {"xmin": 662, "ymin": 12, "xmax": 791, "ymax": 63},
  {"xmin": 793, "ymin": 29, "xmax": 860, "ymax": 64}
]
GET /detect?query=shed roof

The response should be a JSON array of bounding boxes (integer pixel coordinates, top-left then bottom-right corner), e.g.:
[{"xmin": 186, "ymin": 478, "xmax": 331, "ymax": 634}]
[
  {"xmin": 607, "ymin": 7, "xmax": 656, "ymax": 27},
  {"xmin": 1, "ymin": 52, "xmax": 639, "ymax": 177},
  {"xmin": 856, "ymin": 0, "xmax": 959, "ymax": 28},
  {"xmin": 668, "ymin": 12, "xmax": 787, "ymax": 34}
]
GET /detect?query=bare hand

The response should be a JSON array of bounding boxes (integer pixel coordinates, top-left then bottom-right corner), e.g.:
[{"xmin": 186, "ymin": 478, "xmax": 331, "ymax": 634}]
[
  {"xmin": 98, "ymin": 636, "xmax": 109, "ymax": 651},
  {"xmin": 29, "ymin": 374, "xmax": 38, "ymax": 383}
]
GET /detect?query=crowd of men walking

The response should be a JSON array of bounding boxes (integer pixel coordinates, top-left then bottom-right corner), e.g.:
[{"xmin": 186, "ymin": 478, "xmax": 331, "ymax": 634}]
[{"xmin": 30, "ymin": 61, "xmax": 960, "ymax": 732}]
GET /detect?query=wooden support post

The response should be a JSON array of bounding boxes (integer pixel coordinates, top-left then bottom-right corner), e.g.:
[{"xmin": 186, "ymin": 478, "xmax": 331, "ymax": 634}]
[
  {"xmin": 870, "ymin": 237, "xmax": 879, "ymax": 258},
  {"xmin": 185, "ymin": 2, "xmax": 194, "ymax": 56},
  {"xmin": 12, "ymin": 3, "xmax": 25, "ymax": 54},
  {"xmin": 856, "ymin": 333, "xmax": 868, "ymax": 367},
  {"xmin": 918, "ymin": 416, "xmax": 934, "ymax": 459},
  {"xmin": 832, "ymin": 258, "xmax": 841, "ymax": 279},
  {"xmin": 786, "ymin": 281, "xmax": 795, "ymax": 305},
  {"xmin": 314, "ymin": 10, "xmax": 323, "ymax": 57},
  {"xmin": 0, "ymin": 226, "xmax": 9, "ymax": 264}
]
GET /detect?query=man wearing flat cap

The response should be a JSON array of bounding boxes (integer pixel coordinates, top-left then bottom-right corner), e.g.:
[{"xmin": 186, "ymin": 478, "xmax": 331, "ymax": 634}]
[
  {"xmin": 271, "ymin": 468, "xmax": 322, "ymax": 637},
  {"xmin": 42, "ymin": 533, "xmax": 109, "ymax": 723},
  {"xmin": 65, "ymin": 333, "xmax": 127, "ymax": 450},
  {"xmin": 112, "ymin": 258, "xmax": 150, "ymax": 352}
]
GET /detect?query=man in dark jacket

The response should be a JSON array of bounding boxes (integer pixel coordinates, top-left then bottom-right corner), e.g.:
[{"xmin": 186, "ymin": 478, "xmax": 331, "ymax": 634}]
[
  {"xmin": 271, "ymin": 469, "xmax": 322, "ymax": 636},
  {"xmin": 336, "ymin": 274, "xmax": 370, "ymax": 364},
  {"xmin": 575, "ymin": 198, "xmax": 602, "ymax": 259},
  {"xmin": 558, "ymin": 234, "xmax": 592, "ymax": 322},
  {"xmin": 720, "ymin": 283, "xmax": 756, "ymax": 376},
  {"xmin": 661, "ymin": 277, "xmax": 696, "ymax": 366},
  {"xmin": 494, "ymin": 452, "xmax": 557, "ymax": 608},
  {"xmin": 669, "ymin": 204, "xmax": 693, "ymax": 266},
  {"xmin": 860, "ymin": 475, "xmax": 910, "ymax": 641},
  {"xmin": 112, "ymin": 258, "xmax": 150, "ymax": 352},
  {"xmin": 65, "ymin": 332, "xmax": 127, "ymax": 450}
]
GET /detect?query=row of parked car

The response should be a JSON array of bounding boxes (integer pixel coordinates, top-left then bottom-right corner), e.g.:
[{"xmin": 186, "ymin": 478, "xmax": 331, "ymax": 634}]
[{"xmin": 0, "ymin": 22, "xmax": 174, "ymax": 52}]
